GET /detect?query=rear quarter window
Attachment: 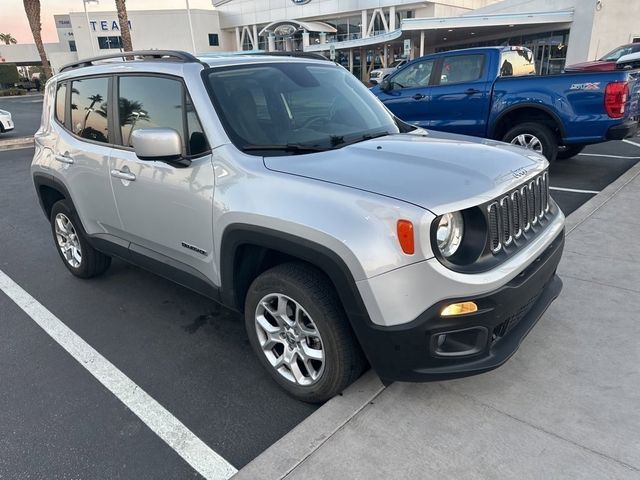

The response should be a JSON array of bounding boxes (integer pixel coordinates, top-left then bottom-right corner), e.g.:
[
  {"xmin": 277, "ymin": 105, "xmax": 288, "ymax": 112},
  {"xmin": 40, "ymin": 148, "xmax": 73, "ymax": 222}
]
[
  {"xmin": 55, "ymin": 83, "xmax": 66, "ymax": 125},
  {"xmin": 499, "ymin": 50, "xmax": 536, "ymax": 77}
]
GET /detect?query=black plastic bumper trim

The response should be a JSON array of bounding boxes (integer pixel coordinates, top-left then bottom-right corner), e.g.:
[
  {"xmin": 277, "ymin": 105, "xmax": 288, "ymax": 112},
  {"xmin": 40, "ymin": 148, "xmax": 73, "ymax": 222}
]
[{"xmin": 357, "ymin": 230, "xmax": 565, "ymax": 383}]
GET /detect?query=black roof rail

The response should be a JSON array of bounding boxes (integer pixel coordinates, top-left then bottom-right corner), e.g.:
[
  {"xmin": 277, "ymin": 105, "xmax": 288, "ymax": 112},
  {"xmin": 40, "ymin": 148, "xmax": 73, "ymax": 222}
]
[
  {"xmin": 227, "ymin": 51, "xmax": 330, "ymax": 61},
  {"xmin": 59, "ymin": 50, "xmax": 201, "ymax": 73}
]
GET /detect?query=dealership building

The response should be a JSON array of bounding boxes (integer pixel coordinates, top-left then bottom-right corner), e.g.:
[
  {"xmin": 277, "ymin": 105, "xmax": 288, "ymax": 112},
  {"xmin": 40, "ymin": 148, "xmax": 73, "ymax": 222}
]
[{"xmin": 1, "ymin": 0, "xmax": 639, "ymax": 80}]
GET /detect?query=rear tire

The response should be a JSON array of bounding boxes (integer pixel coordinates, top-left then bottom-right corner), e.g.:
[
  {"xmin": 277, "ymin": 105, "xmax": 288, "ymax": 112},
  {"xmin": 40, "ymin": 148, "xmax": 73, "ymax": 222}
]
[
  {"xmin": 50, "ymin": 199, "xmax": 111, "ymax": 278},
  {"xmin": 244, "ymin": 262, "xmax": 366, "ymax": 403},
  {"xmin": 503, "ymin": 122, "xmax": 558, "ymax": 163},
  {"xmin": 557, "ymin": 144, "xmax": 585, "ymax": 160}
]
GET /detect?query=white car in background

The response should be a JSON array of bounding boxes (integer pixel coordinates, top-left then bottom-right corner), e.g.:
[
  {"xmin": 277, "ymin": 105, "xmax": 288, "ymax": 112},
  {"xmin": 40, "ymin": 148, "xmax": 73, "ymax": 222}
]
[
  {"xmin": 0, "ymin": 109, "xmax": 14, "ymax": 135},
  {"xmin": 617, "ymin": 51, "xmax": 640, "ymax": 70},
  {"xmin": 369, "ymin": 59, "xmax": 408, "ymax": 84}
]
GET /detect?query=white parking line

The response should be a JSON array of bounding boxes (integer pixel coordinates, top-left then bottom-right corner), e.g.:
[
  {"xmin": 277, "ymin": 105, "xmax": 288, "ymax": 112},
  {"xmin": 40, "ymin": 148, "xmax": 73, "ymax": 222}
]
[
  {"xmin": 0, "ymin": 269, "xmax": 237, "ymax": 480},
  {"xmin": 550, "ymin": 186, "xmax": 600, "ymax": 194},
  {"xmin": 623, "ymin": 139, "xmax": 640, "ymax": 148},
  {"xmin": 578, "ymin": 153, "xmax": 640, "ymax": 159}
]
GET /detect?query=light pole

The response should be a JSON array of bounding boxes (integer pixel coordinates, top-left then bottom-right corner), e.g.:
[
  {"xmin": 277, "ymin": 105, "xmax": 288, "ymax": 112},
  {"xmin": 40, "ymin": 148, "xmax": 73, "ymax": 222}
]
[
  {"xmin": 83, "ymin": 0, "xmax": 99, "ymax": 56},
  {"xmin": 185, "ymin": 0, "xmax": 197, "ymax": 54}
]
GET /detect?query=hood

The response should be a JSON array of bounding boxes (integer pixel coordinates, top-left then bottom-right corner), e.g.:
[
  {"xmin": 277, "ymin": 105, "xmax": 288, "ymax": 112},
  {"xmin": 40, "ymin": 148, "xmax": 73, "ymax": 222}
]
[
  {"xmin": 263, "ymin": 132, "xmax": 547, "ymax": 214},
  {"xmin": 564, "ymin": 60, "xmax": 616, "ymax": 72}
]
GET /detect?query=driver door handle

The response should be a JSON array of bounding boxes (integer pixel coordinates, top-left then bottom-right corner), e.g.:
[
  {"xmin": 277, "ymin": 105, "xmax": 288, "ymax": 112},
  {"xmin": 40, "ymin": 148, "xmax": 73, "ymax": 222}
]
[
  {"xmin": 465, "ymin": 88, "xmax": 481, "ymax": 95},
  {"xmin": 110, "ymin": 169, "xmax": 136, "ymax": 182},
  {"xmin": 412, "ymin": 93, "xmax": 426, "ymax": 100},
  {"xmin": 54, "ymin": 153, "xmax": 74, "ymax": 165}
]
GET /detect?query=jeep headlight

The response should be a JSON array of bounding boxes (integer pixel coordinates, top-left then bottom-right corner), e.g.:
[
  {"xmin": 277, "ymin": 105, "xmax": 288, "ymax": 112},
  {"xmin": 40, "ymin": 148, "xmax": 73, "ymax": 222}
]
[{"xmin": 436, "ymin": 212, "xmax": 464, "ymax": 258}]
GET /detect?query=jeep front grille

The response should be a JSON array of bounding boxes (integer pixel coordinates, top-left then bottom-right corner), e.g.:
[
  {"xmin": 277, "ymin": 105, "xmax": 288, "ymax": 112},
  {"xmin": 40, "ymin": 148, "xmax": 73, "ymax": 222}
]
[{"xmin": 487, "ymin": 172, "xmax": 550, "ymax": 254}]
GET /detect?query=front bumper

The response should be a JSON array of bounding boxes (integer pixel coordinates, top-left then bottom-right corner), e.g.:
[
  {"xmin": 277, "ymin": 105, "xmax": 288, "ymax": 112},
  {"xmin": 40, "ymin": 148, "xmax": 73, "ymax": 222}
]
[
  {"xmin": 358, "ymin": 230, "xmax": 564, "ymax": 382},
  {"xmin": 606, "ymin": 118, "xmax": 638, "ymax": 140}
]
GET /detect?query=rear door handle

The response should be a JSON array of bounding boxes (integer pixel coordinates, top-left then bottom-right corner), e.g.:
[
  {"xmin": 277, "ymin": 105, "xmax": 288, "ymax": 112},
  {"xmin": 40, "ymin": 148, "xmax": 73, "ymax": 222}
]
[
  {"xmin": 110, "ymin": 169, "xmax": 136, "ymax": 182},
  {"xmin": 54, "ymin": 153, "xmax": 74, "ymax": 165},
  {"xmin": 465, "ymin": 88, "xmax": 481, "ymax": 95},
  {"xmin": 412, "ymin": 93, "xmax": 426, "ymax": 100}
]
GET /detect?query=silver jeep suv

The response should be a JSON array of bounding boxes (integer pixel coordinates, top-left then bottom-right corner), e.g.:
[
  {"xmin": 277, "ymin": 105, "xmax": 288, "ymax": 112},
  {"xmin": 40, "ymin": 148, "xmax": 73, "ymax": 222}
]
[{"xmin": 32, "ymin": 51, "xmax": 564, "ymax": 402}]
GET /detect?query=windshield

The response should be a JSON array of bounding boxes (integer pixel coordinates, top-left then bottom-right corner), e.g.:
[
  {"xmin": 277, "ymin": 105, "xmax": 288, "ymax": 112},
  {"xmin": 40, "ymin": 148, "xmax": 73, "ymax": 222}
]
[
  {"xmin": 205, "ymin": 62, "xmax": 400, "ymax": 155},
  {"xmin": 600, "ymin": 44, "xmax": 640, "ymax": 61},
  {"xmin": 390, "ymin": 60, "xmax": 404, "ymax": 68}
]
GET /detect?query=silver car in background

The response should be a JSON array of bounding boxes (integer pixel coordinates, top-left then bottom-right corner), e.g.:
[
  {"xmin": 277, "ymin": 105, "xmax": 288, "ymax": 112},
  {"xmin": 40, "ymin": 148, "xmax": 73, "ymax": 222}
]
[{"xmin": 31, "ymin": 51, "xmax": 564, "ymax": 402}]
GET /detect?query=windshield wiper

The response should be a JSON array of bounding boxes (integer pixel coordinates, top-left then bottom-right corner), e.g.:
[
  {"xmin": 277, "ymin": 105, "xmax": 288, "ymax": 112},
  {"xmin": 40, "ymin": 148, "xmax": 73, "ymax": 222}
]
[
  {"xmin": 340, "ymin": 131, "xmax": 392, "ymax": 147},
  {"xmin": 241, "ymin": 144, "xmax": 329, "ymax": 154}
]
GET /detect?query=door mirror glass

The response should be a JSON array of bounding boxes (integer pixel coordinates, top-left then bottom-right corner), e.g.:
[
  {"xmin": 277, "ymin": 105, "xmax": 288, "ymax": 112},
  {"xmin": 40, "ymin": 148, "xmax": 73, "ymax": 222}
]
[
  {"xmin": 131, "ymin": 128, "xmax": 187, "ymax": 166},
  {"xmin": 380, "ymin": 78, "xmax": 392, "ymax": 92}
]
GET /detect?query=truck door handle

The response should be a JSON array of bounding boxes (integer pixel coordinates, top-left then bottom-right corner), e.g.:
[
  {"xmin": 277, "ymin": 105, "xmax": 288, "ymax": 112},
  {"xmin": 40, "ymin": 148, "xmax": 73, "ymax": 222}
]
[
  {"xmin": 412, "ymin": 93, "xmax": 426, "ymax": 100},
  {"xmin": 465, "ymin": 88, "xmax": 481, "ymax": 95},
  {"xmin": 54, "ymin": 153, "xmax": 74, "ymax": 165},
  {"xmin": 110, "ymin": 169, "xmax": 136, "ymax": 182}
]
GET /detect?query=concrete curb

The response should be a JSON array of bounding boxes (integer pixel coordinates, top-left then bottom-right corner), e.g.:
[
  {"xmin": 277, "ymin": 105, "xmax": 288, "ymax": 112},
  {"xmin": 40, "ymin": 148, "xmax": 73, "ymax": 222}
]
[
  {"xmin": 232, "ymin": 371, "xmax": 385, "ymax": 480},
  {"xmin": 564, "ymin": 159, "xmax": 640, "ymax": 236},
  {"xmin": 0, "ymin": 137, "xmax": 35, "ymax": 151},
  {"xmin": 234, "ymin": 157, "xmax": 640, "ymax": 480},
  {"xmin": 0, "ymin": 93, "xmax": 43, "ymax": 100}
]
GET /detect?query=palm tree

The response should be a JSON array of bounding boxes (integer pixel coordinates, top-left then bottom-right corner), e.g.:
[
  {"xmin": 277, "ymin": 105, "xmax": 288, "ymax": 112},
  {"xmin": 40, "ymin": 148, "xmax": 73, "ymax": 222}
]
[
  {"xmin": 0, "ymin": 33, "xmax": 17, "ymax": 45},
  {"xmin": 82, "ymin": 93, "xmax": 104, "ymax": 131},
  {"xmin": 115, "ymin": 0, "xmax": 133, "ymax": 51},
  {"xmin": 22, "ymin": 1, "xmax": 51, "ymax": 79}
]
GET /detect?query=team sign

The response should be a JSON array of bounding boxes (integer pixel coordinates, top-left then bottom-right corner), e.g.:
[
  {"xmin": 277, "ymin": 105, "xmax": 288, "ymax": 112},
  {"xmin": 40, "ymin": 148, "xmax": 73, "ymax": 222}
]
[{"xmin": 90, "ymin": 20, "xmax": 132, "ymax": 31}]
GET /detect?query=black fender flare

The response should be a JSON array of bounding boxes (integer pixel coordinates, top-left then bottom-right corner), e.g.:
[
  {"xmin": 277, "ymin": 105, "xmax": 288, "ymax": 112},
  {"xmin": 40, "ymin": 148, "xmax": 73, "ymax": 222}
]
[
  {"xmin": 32, "ymin": 172, "xmax": 75, "ymax": 219},
  {"xmin": 219, "ymin": 223, "xmax": 371, "ymax": 326}
]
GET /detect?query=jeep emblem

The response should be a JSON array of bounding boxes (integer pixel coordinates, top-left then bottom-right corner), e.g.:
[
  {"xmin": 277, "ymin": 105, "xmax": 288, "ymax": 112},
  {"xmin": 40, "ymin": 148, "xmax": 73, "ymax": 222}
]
[{"xmin": 511, "ymin": 168, "xmax": 527, "ymax": 179}]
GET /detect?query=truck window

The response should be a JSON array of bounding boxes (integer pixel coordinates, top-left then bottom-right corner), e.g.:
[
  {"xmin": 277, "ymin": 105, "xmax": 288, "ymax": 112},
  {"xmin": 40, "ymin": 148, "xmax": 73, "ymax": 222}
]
[
  {"xmin": 389, "ymin": 59, "xmax": 434, "ymax": 89},
  {"xmin": 439, "ymin": 54, "xmax": 484, "ymax": 84},
  {"xmin": 499, "ymin": 50, "xmax": 536, "ymax": 77}
]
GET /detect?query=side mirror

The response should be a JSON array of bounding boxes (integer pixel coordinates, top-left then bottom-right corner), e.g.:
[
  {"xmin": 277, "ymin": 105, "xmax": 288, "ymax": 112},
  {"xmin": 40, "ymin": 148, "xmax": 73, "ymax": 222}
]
[
  {"xmin": 131, "ymin": 128, "xmax": 189, "ymax": 166},
  {"xmin": 380, "ymin": 79, "xmax": 392, "ymax": 92}
]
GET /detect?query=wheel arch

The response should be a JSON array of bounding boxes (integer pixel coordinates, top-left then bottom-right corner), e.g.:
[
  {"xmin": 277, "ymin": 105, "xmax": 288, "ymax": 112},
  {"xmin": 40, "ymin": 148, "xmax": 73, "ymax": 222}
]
[
  {"xmin": 490, "ymin": 104, "xmax": 566, "ymax": 141},
  {"xmin": 33, "ymin": 173, "xmax": 73, "ymax": 220},
  {"xmin": 219, "ymin": 224, "xmax": 371, "ymax": 327}
]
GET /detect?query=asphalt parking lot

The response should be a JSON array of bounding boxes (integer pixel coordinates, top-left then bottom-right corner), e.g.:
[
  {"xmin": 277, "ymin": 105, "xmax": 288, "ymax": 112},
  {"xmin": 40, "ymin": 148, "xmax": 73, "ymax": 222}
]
[
  {"xmin": 0, "ymin": 96, "xmax": 639, "ymax": 478},
  {"xmin": 0, "ymin": 93, "xmax": 43, "ymax": 140}
]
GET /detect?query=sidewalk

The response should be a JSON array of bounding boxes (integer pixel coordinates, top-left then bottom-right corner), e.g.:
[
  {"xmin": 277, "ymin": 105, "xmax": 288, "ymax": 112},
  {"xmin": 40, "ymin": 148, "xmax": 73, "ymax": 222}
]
[{"xmin": 235, "ymin": 162, "xmax": 640, "ymax": 480}]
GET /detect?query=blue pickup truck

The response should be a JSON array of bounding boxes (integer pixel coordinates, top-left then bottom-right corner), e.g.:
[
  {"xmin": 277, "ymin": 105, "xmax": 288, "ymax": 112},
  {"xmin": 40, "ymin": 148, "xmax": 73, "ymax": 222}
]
[{"xmin": 371, "ymin": 46, "xmax": 640, "ymax": 161}]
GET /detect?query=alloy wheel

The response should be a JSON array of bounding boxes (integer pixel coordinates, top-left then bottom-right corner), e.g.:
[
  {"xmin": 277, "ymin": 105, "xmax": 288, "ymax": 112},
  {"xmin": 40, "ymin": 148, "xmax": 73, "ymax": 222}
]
[
  {"xmin": 510, "ymin": 133, "xmax": 544, "ymax": 154},
  {"xmin": 254, "ymin": 293, "xmax": 325, "ymax": 386},
  {"xmin": 54, "ymin": 213, "xmax": 82, "ymax": 268}
]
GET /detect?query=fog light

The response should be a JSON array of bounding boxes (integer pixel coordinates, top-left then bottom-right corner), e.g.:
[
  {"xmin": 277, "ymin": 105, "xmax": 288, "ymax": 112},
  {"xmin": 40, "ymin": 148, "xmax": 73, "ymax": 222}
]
[{"xmin": 441, "ymin": 301, "xmax": 478, "ymax": 317}]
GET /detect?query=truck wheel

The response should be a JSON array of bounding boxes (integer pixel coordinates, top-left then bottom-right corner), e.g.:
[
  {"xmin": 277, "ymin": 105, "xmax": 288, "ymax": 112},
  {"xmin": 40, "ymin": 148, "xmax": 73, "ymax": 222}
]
[
  {"xmin": 503, "ymin": 123, "xmax": 558, "ymax": 163},
  {"xmin": 557, "ymin": 144, "xmax": 585, "ymax": 160},
  {"xmin": 50, "ymin": 199, "xmax": 111, "ymax": 278},
  {"xmin": 244, "ymin": 263, "xmax": 366, "ymax": 403}
]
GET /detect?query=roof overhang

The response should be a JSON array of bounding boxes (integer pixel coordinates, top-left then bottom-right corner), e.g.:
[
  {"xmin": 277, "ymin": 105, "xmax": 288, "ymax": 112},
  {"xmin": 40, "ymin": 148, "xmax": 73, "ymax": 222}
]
[
  {"xmin": 401, "ymin": 10, "xmax": 574, "ymax": 31},
  {"xmin": 305, "ymin": 29, "xmax": 403, "ymax": 52},
  {"xmin": 259, "ymin": 20, "xmax": 337, "ymax": 37}
]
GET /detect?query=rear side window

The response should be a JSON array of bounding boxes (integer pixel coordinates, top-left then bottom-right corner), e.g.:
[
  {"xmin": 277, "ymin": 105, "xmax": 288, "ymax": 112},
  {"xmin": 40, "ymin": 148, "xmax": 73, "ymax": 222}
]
[
  {"xmin": 117, "ymin": 76, "xmax": 209, "ymax": 156},
  {"xmin": 500, "ymin": 50, "xmax": 536, "ymax": 77},
  {"xmin": 55, "ymin": 83, "xmax": 66, "ymax": 125},
  {"xmin": 70, "ymin": 77, "xmax": 110, "ymax": 144},
  {"xmin": 438, "ymin": 54, "xmax": 484, "ymax": 84}
]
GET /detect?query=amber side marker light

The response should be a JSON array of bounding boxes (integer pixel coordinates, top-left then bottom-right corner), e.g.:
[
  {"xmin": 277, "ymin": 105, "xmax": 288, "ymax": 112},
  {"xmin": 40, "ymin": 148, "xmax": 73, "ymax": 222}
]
[
  {"xmin": 441, "ymin": 301, "xmax": 478, "ymax": 317},
  {"xmin": 397, "ymin": 220, "xmax": 415, "ymax": 255}
]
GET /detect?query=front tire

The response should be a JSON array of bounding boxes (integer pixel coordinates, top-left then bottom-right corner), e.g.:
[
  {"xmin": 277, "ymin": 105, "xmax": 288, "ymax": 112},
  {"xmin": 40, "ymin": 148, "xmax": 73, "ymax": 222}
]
[
  {"xmin": 503, "ymin": 122, "xmax": 558, "ymax": 163},
  {"xmin": 244, "ymin": 263, "xmax": 366, "ymax": 403},
  {"xmin": 50, "ymin": 199, "xmax": 111, "ymax": 278}
]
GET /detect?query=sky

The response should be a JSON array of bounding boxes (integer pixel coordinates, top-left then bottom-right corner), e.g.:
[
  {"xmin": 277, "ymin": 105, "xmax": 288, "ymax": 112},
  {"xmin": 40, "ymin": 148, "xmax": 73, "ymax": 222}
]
[{"xmin": 1, "ymin": 0, "xmax": 215, "ymax": 44}]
